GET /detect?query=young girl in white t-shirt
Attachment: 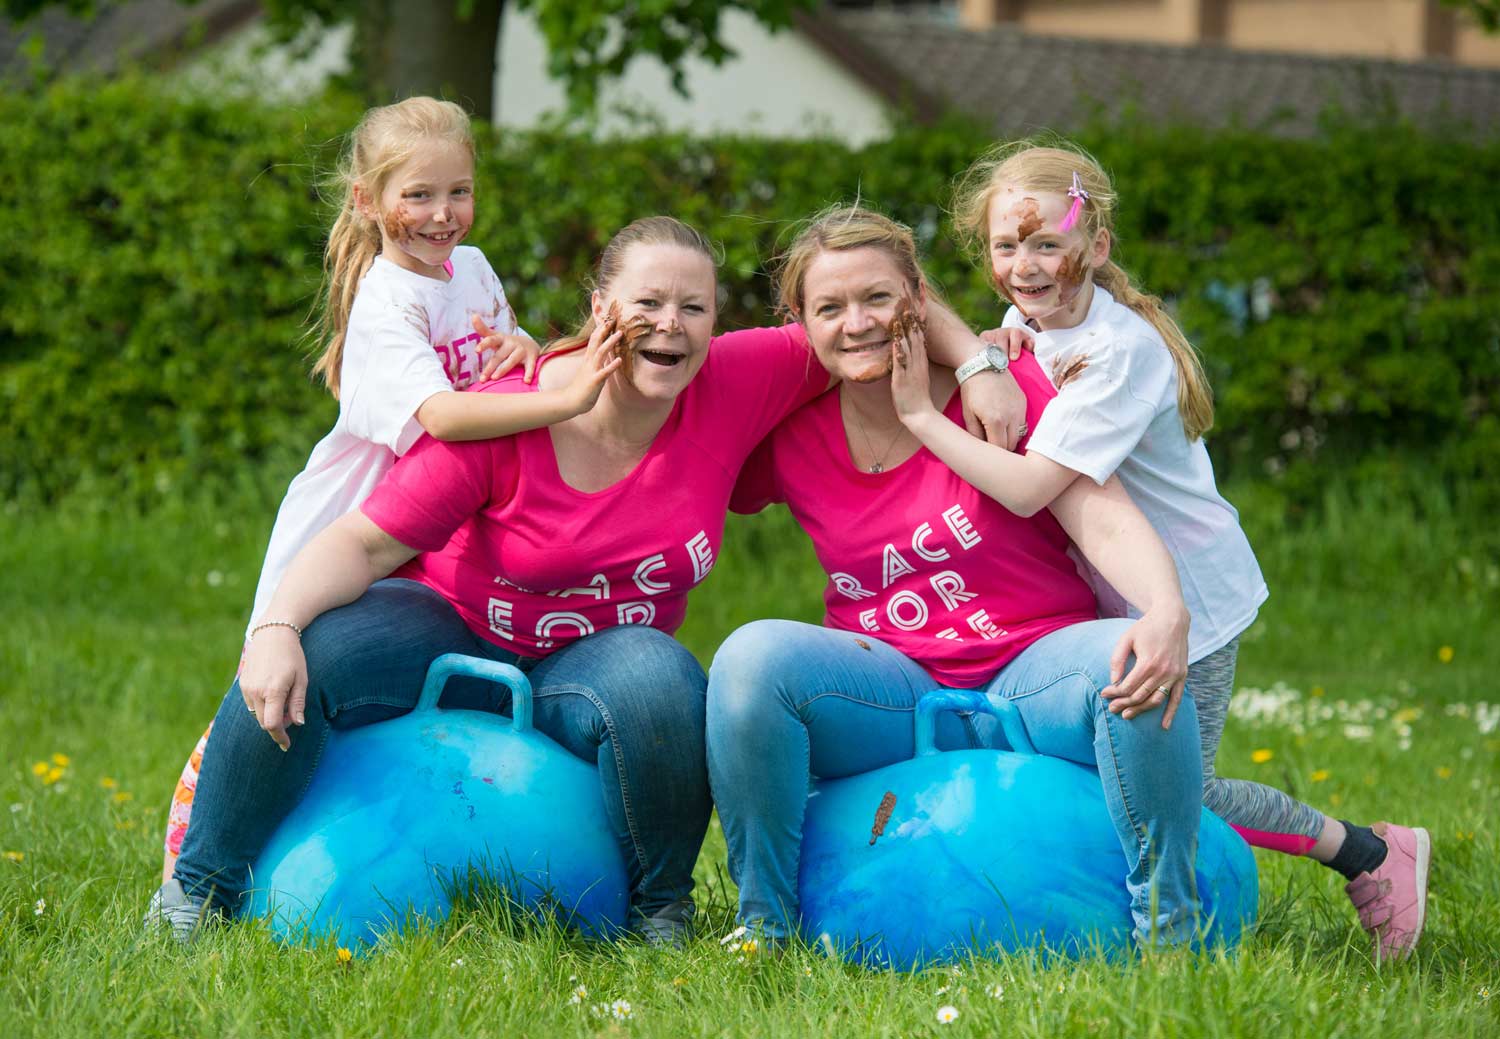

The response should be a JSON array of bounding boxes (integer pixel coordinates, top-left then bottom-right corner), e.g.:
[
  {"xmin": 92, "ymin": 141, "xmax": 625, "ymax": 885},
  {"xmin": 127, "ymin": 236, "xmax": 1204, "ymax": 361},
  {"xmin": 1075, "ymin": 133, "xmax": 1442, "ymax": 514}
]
[
  {"xmin": 915, "ymin": 139, "xmax": 1427, "ymax": 960},
  {"xmin": 158, "ymin": 97, "xmax": 621, "ymax": 879}
]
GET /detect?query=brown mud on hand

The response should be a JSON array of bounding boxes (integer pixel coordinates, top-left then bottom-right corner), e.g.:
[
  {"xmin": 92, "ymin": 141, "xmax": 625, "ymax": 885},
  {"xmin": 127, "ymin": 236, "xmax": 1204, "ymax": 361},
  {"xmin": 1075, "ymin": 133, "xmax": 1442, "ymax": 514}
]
[
  {"xmin": 885, "ymin": 297, "xmax": 925, "ymax": 370},
  {"xmin": 1050, "ymin": 353, "xmax": 1090, "ymax": 388},
  {"xmin": 869, "ymin": 791, "xmax": 898, "ymax": 845}
]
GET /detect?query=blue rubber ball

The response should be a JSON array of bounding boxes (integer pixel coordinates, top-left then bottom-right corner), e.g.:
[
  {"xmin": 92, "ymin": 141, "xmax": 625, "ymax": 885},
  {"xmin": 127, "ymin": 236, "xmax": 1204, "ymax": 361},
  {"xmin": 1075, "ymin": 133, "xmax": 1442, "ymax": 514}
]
[
  {"xmin": 798, "ymin": 690, "xmax": 1258, "ymax": 968},
  {"xmin": 243, "ymin": 654, "xmax": 629, "ymax": 949}
]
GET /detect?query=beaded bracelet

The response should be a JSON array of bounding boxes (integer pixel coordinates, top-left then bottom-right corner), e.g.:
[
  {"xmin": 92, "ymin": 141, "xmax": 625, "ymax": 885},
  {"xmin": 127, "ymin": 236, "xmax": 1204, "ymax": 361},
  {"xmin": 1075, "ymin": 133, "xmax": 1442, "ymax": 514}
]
[{"xmin": 249, "ymin": 620, "xmax": 304, "ymax": 641}]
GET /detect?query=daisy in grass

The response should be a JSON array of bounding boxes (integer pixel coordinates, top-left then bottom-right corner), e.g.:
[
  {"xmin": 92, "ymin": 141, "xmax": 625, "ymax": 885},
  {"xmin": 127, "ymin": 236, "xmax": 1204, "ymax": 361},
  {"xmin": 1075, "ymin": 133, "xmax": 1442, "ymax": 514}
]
[{"xmin": 936, "ymin": 1005, "xmax": 959, "ymax": 1024}]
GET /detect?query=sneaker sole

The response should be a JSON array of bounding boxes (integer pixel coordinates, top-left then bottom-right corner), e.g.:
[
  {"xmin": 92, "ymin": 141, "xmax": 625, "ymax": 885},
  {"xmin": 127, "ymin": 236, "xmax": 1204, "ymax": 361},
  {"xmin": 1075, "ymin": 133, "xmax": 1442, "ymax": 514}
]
[{"xmin": 1408, "ymin": 826, "xmax": 1431, "ymax": 949}]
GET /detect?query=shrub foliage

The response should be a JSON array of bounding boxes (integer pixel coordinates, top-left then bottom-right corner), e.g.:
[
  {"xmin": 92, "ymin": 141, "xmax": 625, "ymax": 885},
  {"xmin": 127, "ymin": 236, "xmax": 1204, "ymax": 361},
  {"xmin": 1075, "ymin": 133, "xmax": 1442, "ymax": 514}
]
[{"xmin": 3, "ymin": 78, "xmax": 1497, "ymax": 507}]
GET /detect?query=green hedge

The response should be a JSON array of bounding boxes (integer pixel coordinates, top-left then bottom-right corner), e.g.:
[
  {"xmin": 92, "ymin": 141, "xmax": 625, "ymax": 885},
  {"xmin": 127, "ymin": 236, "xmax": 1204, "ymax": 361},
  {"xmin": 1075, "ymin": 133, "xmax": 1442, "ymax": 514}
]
[{"xmin": 3, "ymin": 78, "xmax": 1498, "ymax": 510}]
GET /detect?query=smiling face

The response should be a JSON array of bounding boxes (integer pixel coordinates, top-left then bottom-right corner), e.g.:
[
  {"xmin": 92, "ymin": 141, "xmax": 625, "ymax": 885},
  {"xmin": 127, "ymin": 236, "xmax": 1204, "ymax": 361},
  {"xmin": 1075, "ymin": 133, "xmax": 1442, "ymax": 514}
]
[
  {"xmin": 799, "ymin": 246, "xmax": 924, "ymax": 384},
  {"xmin": 361, "ymin": 140, "xmax": 475, "ymax": 279},
  {"xmin": 591, "ymin": 242, "xmax": 717, "ymax": 403},
  {"xmin": 987, "ymin": 183, "xmax": 1110, "ymax": 331}
]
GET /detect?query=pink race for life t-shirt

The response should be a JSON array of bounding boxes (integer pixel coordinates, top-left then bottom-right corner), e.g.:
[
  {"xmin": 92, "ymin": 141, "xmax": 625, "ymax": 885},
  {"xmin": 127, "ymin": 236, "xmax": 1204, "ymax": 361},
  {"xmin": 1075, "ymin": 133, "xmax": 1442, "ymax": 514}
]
[
  {"xmin": 731, "ymin": 352, "xmax": 1099, "ymax": 688},
  {"xmin": 361, "ymin": 325, "xmax": 827, "ymax": 658}
]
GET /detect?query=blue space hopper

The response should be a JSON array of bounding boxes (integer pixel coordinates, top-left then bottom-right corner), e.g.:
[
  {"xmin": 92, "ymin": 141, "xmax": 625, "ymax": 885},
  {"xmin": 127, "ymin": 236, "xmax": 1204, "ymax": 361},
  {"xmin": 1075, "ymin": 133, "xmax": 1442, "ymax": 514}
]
[
  {"xmin": 798, "ymin": 690, "xmax": 1258, "ymax": 968},
  {"xmin": 243, "ymin": 654, "xmax": 629, "ymax": 949}
]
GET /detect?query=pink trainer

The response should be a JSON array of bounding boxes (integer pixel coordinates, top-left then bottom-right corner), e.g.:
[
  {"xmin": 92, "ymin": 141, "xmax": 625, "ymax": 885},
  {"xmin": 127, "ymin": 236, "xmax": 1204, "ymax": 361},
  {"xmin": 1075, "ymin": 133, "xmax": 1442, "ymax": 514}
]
[{"xmin": 1344, "ymin": 822, "xmax": 1431, "ymax": 961}]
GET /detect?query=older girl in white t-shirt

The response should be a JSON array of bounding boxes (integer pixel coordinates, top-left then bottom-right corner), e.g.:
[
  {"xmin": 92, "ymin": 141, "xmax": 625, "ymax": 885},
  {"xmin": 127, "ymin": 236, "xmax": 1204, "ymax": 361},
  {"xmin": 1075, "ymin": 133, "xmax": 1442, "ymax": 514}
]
[
  {"xmin": 157, "ymin": 97, "xmax": 620, "ymax": 880},
  {"xmin": 916, "ymin": 139, "xmax": 1428, "ymax": 960}
]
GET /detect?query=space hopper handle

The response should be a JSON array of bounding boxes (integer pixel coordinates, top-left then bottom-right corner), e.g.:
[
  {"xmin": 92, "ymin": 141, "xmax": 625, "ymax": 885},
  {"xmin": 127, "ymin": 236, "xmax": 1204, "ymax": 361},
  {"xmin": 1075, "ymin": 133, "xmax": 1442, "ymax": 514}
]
[
  {"xmin": 417, "ymin": 653, "xmax": 534, "ymax": 732},
  {"xmin": 914, "ymin": 689, "xmax": 1038, "ymax": 758}
]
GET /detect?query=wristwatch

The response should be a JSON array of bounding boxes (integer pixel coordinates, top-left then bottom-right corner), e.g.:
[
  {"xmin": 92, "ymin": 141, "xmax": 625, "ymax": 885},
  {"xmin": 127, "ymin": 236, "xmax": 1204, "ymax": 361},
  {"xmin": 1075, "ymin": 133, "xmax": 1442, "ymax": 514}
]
[{"xmin": 955, "ymin": 344, "xmax": 1010, "ymax": 385}]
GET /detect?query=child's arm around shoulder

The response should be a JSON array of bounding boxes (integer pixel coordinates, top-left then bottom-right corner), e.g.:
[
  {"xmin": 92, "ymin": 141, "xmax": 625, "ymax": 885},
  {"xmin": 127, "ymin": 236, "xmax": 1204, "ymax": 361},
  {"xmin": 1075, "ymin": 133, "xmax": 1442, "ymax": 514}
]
[
  {"xmin": 414, "ymin": 318, "xmax": 623, "ymax": 441},
  {"xmin": 891, "ymin": 328, "xmax": 1086, "ymax": 518}
]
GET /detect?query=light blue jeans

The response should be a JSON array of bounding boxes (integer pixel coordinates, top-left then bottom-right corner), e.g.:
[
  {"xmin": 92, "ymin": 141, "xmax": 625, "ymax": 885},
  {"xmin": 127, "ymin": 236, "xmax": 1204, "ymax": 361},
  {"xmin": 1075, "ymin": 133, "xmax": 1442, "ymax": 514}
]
[
  {"xmin": 176, "ymin": 579, "xmax": 711, "ymax": 927},
  {"xmin": 706, "ymin": 618, "xmax": 1204, "ymax": 945}
]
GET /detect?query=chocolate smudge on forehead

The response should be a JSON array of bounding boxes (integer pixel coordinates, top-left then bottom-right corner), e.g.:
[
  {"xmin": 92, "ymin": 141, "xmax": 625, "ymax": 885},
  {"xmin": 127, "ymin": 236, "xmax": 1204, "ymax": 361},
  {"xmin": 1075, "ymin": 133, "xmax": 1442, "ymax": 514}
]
[{"xmin": 1014, "ymin": 198, "xmax": 1043, "ymax": 243}]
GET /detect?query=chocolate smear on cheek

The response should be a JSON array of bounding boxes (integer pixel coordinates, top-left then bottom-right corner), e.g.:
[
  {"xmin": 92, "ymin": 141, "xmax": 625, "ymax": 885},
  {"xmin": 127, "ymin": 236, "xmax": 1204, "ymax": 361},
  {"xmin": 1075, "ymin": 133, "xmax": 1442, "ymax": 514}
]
[
  {"xmin": 383, "ymin": 202, "xmax": 416, "ymax": 243},
  {"xmin": 1055, "ymin": 249, "xmax": 1087, "ymax": 306}
]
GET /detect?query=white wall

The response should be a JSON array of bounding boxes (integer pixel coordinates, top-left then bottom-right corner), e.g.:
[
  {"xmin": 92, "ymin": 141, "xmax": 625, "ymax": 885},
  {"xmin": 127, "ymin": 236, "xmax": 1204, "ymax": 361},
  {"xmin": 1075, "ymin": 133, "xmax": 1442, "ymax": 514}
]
[{"xmin": 495, "ymin": 8, "xmax": 894, "ymax": 145}]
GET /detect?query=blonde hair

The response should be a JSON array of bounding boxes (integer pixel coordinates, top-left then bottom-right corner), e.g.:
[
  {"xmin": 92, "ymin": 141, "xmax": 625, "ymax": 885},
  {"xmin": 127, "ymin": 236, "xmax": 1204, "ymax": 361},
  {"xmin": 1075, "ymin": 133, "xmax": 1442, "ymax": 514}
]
[
  {"xmin": 773, "ymin": 205, "xmax": 924, "ymax": 321},
  {"xmin": 952, "ymin": 138, "xmax": 1214, "ymax": 440},
  {"xmin": 310, "ymin": 97, "xmax": 475, "ymax": 398},
  {"xmin": 546, "ymin": 216, "xmax": 719, "ymax": 355}
]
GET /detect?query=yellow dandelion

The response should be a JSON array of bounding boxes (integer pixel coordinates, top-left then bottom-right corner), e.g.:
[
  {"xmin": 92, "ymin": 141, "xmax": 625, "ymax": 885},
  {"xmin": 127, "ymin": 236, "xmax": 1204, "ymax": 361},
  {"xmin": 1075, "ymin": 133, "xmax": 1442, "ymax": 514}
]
[
  {"xmin": 1437, "ymin": 646, "xmax": 1455, "ymax": 664},
  {"xmin": 1251, "ymin": 748, "xmax": 1274, "ymax": 764},
  {"xmin": 51, "ymin": 754, "xmax": 70, "ymax": 767},
  {"xmin": 43, "ymin": 767, "xmax": 64, "ymax": 785},
  {"xmin": 1310, "ymin": 686, "xmax": 1325, "ymax": 698},
  {"xmin": 111, "ymin": 791, "xmax": 134, "ymax": 804},
  {"xmin": 3, "ymin": 851, "xmax": 23, "ymax": 863},
  {"xmin": 336, "ymin": 947, "xmax": 353, "ymax": 964},
  {"xmin": 1436, "ymin": 767, "xmax": 1453, "ymax": 780},
  {"xmin": 1310, "ymin": 769, "xmax": 1331, "ymax": 782},
  {"xmin": 115, "ymin": 820, "xmax": 136, "ymax": 831},
  {"xmin": 1329, "ymin": 792, "xmax": 1344, "ymax": 807},
  {"xmin": 671, "ymin": 976, "xmax": 687, "ymax": 987},
  {"xmin": 31, "ymin": 762, "xmax": 49, "ymax": 777},
  {"xmin": 99, "ymin": 777, "xmax": 117, "ymax": 790}
]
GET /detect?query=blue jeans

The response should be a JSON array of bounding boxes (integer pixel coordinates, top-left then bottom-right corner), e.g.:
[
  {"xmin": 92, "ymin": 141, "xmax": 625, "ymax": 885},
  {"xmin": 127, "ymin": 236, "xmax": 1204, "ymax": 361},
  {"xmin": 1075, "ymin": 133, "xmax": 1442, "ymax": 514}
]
[
  {"xmin": 175, "ymin": 579, "xmax": 711, "ymax": 926},
  {"xmin": 706, "ymin": 618, "xmax": 1204, "ymax": 945}
]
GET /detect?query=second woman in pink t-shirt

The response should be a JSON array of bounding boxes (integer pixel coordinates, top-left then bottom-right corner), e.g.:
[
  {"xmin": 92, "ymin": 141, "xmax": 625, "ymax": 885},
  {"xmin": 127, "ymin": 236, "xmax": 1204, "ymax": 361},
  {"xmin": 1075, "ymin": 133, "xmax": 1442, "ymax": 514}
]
[{"xmin": 712, "ymin": 207, "xmax": 1205, "ymax": 949}]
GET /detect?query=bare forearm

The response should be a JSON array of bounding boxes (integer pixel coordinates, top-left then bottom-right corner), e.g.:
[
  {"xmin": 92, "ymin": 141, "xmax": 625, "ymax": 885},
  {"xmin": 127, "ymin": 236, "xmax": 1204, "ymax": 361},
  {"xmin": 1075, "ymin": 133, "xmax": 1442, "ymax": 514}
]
[
  {"xmin": 1051, "ymin": 476, "xmax": 1183, "ymax": 614},
  {"xmin": 416, "ymin": 388, "xmax": 583, "ymax": 442},
  {"xmin": 258, "ymin": 513, "xmax": 418, "ymax": 629},
  {"xmin": 922, "ymin": 297, "xmax": 982, "ymax": 369},
  {"xmin": 904, "ymin": 409, "xmax": 1073, "ymax": 516}
]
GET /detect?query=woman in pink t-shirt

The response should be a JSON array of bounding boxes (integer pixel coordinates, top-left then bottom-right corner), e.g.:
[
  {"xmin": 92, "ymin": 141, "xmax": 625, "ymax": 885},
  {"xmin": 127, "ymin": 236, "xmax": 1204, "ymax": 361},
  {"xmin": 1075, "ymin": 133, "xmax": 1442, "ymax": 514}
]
[
  {"xmin": 145, "ymin": 217, "xmax": 837, "ymax": 945},
  {"xmin": 146, "ymin": 215, "xmax": 1026, "ymax": 946},
  {"xmin": 710, "ymin": 207, "xmax": 1206, "ymax": 949}
]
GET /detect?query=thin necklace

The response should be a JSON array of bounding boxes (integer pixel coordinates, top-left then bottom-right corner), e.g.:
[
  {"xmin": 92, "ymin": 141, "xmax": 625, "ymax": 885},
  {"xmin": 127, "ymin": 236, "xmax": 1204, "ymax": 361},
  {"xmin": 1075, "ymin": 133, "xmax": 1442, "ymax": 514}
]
[{"xmin": 843, "ymin": 390, "xmax": 907, "ymax": 474}]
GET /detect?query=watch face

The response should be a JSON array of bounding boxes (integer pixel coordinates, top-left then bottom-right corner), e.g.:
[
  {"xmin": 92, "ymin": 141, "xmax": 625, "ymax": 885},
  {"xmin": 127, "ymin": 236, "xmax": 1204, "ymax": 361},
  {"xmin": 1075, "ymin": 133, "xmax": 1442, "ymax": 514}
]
[{"xmin": 983, "ymin": 345, "xmax": 1008, "ymax": 368}]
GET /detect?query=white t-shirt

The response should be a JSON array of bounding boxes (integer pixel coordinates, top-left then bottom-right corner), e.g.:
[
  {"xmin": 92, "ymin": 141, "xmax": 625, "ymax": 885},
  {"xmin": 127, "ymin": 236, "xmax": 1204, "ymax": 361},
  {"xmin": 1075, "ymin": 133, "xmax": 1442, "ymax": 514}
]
[
  {"xmin": 1002, "ymin": 286, "xmax": 1267, "ymax": 662},
  {"xmin": 246, "ymin": 246, "xmax": 525, "ymax": 636}
]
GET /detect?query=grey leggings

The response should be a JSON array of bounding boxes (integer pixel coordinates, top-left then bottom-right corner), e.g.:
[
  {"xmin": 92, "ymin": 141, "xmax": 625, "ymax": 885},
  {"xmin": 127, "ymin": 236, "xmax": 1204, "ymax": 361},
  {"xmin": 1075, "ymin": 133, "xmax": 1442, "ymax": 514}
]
[{"xmin": 1189, "ymin": 639, "xmax": 1324, "ymax": 844}]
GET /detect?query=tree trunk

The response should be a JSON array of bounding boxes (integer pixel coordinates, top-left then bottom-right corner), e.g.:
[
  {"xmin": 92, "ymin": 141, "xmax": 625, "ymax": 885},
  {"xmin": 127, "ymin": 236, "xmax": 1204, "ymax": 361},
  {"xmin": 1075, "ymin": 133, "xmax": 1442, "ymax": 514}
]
[{"xmin": 356, "ymin": 0, "xmax": 504, "ymax": 120}]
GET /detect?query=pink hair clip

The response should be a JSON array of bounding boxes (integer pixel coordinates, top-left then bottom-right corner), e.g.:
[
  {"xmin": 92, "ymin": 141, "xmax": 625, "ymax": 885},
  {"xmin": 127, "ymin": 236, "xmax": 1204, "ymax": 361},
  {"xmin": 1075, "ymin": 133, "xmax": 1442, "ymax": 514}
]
[{"xmin": 1058, "ymin": 172, "xmax": 1089, "ymax": 233}]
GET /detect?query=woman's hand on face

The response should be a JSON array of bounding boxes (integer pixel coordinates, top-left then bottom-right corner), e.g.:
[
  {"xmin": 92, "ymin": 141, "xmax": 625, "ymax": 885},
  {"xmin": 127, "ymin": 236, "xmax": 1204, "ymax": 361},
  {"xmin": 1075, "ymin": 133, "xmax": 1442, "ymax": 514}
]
[
  {"xmin": 1101, "ymin": 605, "xmax": 1191, "ymax": 728},
  {"xmin": 239, "ymin": 628, "xmax": 308, "ymax": 751},
  {"xmin": 477, "ymin": 317, "xmax": 541, "ymax": 383},
  {"xmin": 564, "ymin": 317, "xmax": 625, "ymax": 414},
  {"xmin": 979, "ymin": 326, "xmax": 1034, "ymax": 362}
]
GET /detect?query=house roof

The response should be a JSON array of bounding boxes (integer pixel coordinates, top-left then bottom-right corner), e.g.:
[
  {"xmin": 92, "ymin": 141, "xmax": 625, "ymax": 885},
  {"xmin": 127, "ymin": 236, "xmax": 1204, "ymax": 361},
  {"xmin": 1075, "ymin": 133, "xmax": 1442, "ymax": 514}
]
[
  {"xmin": 0, "ymin": 0, "xmax": 256, "ymax": 79},
  {"xmin": 799, "ymin": 9, "xmax": 1500, "ymax": 138}
]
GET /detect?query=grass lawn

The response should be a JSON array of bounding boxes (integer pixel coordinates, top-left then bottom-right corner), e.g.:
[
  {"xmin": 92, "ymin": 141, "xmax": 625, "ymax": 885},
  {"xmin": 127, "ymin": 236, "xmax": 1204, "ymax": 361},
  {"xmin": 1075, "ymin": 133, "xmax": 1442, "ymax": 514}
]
[{"xmin": 2, "ymin": 479, "xmax": 1497, "ymax": 1038}]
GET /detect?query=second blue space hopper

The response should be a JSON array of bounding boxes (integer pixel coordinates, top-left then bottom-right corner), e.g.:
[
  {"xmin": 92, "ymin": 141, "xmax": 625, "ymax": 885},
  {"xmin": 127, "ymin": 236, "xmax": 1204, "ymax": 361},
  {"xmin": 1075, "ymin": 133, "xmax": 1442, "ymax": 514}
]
[
  {"xmin": 243, "ymin": 654, "xmax": 629, "ymax": 949},
  {"xmin": 798, "ymin": 691, "xmax": 1258, "ymax": 969}
]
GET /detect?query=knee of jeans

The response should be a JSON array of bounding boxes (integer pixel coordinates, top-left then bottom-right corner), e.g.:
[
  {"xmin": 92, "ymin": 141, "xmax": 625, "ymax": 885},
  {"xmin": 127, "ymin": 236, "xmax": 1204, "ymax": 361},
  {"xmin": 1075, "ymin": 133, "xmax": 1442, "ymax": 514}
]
[
  {"xmin": 586, "ymin": 626, "xmax": 706, "ymax": 724},
  {"xmin": 707, "ymin": 621, "xmax": 803, "ymax": 737}
]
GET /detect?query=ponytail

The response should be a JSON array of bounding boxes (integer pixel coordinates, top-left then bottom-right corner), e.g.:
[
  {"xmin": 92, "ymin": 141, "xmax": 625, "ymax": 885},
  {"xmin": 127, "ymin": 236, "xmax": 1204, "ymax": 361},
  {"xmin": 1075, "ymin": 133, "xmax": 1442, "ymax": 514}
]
[
  {"xmin": 1095, "ymin": 260, "xmax": 1214, "ymax": 440},
  {"xmin": 309, "ymin": 202, "xmax": 381, "ymax": 399}
]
